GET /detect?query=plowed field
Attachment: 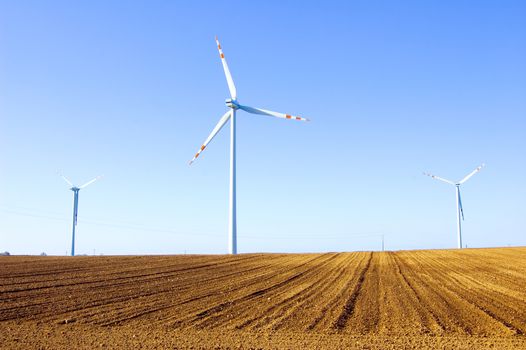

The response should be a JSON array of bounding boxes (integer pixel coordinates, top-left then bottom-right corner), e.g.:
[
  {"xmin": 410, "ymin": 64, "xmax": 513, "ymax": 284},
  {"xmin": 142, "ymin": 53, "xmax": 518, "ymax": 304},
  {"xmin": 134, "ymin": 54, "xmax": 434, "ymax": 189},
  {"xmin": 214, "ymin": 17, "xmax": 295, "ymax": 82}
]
[{"xmin": 1, "ymin": 248, "xmax": 525, "ymax": 349}]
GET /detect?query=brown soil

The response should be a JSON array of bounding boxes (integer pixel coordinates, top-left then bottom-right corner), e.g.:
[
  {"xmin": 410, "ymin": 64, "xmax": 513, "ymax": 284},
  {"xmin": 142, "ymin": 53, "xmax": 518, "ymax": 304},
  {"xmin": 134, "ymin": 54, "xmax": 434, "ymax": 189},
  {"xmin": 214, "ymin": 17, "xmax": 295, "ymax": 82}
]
[{"xmin": 1, "ymin": 247, "xmax": 525, "ymax": 349}]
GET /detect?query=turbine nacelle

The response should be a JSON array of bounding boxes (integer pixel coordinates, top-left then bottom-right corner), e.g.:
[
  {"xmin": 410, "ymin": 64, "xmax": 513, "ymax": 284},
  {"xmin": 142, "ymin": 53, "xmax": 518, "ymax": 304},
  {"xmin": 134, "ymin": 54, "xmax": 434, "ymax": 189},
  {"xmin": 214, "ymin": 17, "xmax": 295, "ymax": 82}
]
[{"xmin": 225, "ymin": 98, "xmax": 240, "ymax": 109}]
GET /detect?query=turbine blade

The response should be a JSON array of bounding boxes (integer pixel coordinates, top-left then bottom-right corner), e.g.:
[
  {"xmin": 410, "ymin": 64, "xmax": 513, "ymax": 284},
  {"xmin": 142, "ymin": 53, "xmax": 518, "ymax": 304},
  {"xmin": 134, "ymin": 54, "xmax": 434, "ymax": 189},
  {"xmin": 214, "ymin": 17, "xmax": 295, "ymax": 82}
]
[
  {"xmin": 74, "ymin": 194, "xmax": 79, "ymax": 226},
  {"xmin": 423, "ymin": 172, "xmax": 455, "ymax": 185},
  {"xmin": 458, "ymin": 188, "xmax": 464, "ymax": 221},
  {"xmin": 239, "ymin": 105, "xmax": 310, "ymax": 122},
  {"xmin": 58, "ymin": 172, "xmax": 74, "ymax": 187},
  {"xmin": 215, "ymin": 36, "xmax": 237, "ymax": 99},
  {"xmin": 79, "ymin": 175, "xmax": 103, "ymax": 189},
  {"xmin": 189, "ymin": 110, "xmax": 232, "ymax": 165},
  {"xmin": 459, "ymin": 163, "xmax": 485, "ymax": 184}
]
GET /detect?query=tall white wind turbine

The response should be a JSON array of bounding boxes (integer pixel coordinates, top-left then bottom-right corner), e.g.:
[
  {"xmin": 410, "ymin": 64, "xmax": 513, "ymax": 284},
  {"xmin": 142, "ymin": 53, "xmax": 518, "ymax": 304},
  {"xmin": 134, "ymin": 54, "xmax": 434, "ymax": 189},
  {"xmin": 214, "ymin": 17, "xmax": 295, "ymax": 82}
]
[
  {"xmin": 424, "ymin": 164, "xmax": 484, "ymax": 249},
  {"xmin": 189, "ymin": 37, "xmax": 309, "ymax": 254},
  {"xmin": 59, "ymin": 174, "xmax": 102, "ymax": 256}
]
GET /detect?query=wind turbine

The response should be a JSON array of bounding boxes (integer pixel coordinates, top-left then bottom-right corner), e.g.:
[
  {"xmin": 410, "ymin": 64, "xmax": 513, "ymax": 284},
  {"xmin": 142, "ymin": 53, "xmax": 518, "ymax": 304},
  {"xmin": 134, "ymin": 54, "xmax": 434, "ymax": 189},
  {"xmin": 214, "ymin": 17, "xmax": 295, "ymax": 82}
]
[
  {"xmin": 59, "ymin": 174, "xmax": 102, "ymax": 256},
  {"xmin": 424, "ymin": 164, "xmax": 484, "ymax": 249},
  {"xmin": 189, "ymin": 37, "xmax": 309, "ymax": 255}
]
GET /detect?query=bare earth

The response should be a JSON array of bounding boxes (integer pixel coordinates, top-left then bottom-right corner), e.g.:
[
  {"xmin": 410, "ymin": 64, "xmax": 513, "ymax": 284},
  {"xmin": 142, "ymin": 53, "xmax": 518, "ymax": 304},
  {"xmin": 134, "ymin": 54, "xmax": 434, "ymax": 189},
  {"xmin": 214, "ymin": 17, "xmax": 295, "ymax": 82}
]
[{"xmin": 1, "ymin": 247, "xmax": 525, "ymax": 349}]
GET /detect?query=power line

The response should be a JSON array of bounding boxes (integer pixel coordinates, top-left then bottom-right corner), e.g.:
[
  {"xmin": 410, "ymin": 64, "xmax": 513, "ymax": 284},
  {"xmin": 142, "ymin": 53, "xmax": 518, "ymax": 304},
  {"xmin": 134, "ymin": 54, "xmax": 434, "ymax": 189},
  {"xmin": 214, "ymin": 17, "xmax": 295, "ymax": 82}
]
[{"xmin": 0, "ymin": 207, "xmax": 389, "ymax": 241}]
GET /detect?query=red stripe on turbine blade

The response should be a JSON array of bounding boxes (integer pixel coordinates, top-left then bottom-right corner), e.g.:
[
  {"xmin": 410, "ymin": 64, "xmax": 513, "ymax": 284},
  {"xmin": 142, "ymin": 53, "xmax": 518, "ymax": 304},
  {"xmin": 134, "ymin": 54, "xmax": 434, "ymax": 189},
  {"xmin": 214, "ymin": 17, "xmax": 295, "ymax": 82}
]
[
  {"xmin": 296, "ymin": 117, "xmax": 301, "ymax": 120},
  {"xmin": 201, "ymin": 145, "xmax": 206, "ymax": 151},
  {"xmin": 285, "ymin": 115, "xmax": 292, "ymax": 119},
  {"xmin": 220, "ymin": 53, "xmax": 224, "ymax": 58},
  {"xmin": 195, "ymin": 153, "xmax": 200, "ymax": 158},
  {"xmin": 218, "ymin": 44, "xmax": 221, "ymax": 49}
]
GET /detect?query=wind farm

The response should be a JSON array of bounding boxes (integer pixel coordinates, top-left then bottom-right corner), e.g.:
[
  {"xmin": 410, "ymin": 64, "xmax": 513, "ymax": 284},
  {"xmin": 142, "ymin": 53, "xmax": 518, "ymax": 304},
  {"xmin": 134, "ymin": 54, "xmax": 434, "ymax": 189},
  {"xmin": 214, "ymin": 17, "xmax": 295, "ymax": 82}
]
[{"xmin": 1, "ymin": 1, "xmax": 525, "ymax": 349}]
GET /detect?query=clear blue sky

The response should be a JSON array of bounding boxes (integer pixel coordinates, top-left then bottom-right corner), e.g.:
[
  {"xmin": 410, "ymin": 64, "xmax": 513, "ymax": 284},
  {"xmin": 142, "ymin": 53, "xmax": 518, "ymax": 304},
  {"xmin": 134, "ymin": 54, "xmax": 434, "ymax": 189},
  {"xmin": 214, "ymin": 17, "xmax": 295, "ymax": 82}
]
[{"xmin": 1, "ymin": 0, "xmax": 525, "ymax": 255}]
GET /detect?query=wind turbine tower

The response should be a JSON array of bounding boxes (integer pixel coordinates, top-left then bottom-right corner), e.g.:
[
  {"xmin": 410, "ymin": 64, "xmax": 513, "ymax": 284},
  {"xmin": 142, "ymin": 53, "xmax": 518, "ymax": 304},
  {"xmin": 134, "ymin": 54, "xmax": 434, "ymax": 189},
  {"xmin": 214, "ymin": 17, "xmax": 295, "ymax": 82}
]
[
  {"xmin": 424, "ymin": 164, "xmax": 484, "ymax": 249},
  {"xmin": 60, "ymin": 174, "xmax": 102, "ymax": 256},
  {"xmin": 189, "ymin": 37, "xmax": 309, "ymax": 254}
]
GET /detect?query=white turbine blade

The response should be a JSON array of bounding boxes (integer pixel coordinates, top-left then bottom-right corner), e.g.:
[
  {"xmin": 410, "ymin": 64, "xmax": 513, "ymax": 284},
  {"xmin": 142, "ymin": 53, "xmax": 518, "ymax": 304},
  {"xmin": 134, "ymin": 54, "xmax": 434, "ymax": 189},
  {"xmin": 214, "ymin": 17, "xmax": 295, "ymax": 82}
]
[
  {"xmin": 458, "ymin": 188, "xmax": 465, "ymax": 221},
  {"xmin": 423, "ymin": 172, "xmax": 455, "ymax": 185},
  {"xmin": 238, "ymin": 105, "xmax": 310, "ymax": 122},
  {"xmin": 459, "ymin": 163, "xmax": 485, "ymax": 184},
  {"xmin": 58, "ymin": 173, "xmax": 74, "ymax": 187},
  {"xmin": 79, "ymin": 175, "xmax": 103, "ymax": 189},
  {"xmin": 74, "ymin": 202, "xmax": 78, "ymax": 226},
  {"xmin": 215, "ymin": 36, "xmax": 237, "ymax": 99},
  {"xmin": 189, "ymin": 110, "xmax": 232, "ymax": 165}
]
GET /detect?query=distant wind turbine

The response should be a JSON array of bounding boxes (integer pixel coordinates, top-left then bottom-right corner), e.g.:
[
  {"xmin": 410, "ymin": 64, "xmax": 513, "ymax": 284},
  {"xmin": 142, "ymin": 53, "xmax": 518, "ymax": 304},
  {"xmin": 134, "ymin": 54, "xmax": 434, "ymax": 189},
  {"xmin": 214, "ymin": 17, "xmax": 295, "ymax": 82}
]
[
  {"xmin": 189, "ymin": 37, "xmax": 309, "ymax": 254},
  {"xmin": 59, "ymin": 173, "xmax": 102, "ymax": 256},
  {"xmin": 424, "ymin": 164, "xmax": 484, "ymax": 249}
]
